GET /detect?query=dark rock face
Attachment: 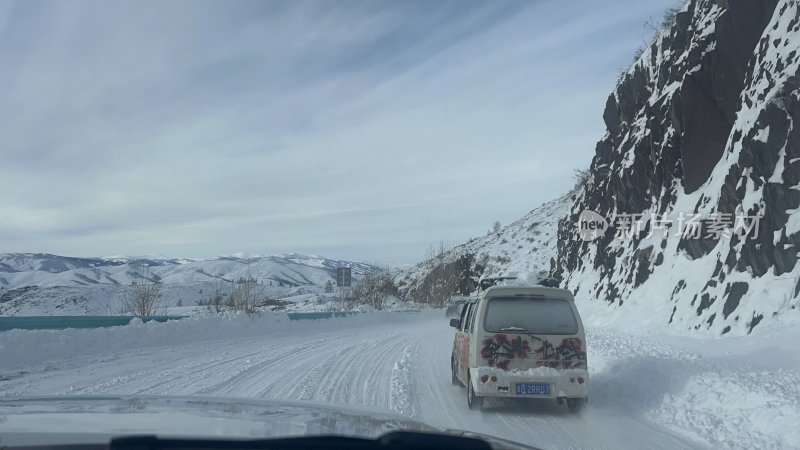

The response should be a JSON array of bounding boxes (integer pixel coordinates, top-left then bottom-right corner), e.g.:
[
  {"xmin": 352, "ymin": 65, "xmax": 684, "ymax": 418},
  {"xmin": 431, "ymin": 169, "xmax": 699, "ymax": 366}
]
[
  {"xmin": 0, "ymin": 286, "xmax": 39, "ymax": 304},
  {"xmin": 723, "ymin": 282, "xmax": 749, "ymax": 319},
  {"xmin": 553, "ymin": 0, "xmax": 800, "ymax": 335}
]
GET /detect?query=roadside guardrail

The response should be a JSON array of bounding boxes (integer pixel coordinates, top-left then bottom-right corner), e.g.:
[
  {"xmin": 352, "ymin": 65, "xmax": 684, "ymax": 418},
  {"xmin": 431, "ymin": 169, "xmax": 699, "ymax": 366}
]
[{"xmin": 0, "ymin": 309, "xmax": 423, "ymax": 332}]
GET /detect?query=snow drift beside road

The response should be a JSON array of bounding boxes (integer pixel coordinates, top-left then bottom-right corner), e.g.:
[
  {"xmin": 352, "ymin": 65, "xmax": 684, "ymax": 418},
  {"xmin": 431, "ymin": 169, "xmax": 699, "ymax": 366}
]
[{"xmin": 0, "ymin": 311, "xmax": 420, "ymax": 371}]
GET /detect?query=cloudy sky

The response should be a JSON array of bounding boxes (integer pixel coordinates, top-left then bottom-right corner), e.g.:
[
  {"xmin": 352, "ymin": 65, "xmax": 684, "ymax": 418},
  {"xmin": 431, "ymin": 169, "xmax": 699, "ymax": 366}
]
[{"xmin": 0, "ymin": 0, "xmax": 679, "ymax": 264}]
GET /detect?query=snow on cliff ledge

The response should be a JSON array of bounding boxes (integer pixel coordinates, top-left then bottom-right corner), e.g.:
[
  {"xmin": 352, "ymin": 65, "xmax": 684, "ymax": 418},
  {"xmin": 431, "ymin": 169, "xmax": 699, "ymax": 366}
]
[{"xmin": 553, "ymin": 0, "xmax": 800, "ymax": 336}]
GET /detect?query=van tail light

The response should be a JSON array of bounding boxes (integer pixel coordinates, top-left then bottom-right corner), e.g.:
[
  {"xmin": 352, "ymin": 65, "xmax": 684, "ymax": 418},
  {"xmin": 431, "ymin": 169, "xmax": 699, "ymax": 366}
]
[
  {"xmin": 490, "ymin": 376, "xmax": 497, "ymax": 382},
  {"xmin": 480, "ymin": 375, "xmax": 489, "ymax": 383},
  {"xmin": 577, "ymin": 377, "xmax": 585, "ymax": 384}
]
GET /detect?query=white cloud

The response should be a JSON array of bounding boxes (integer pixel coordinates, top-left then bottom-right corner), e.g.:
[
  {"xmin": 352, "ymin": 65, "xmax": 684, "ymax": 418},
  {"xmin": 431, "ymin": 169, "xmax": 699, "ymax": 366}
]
[{"xmin": 0, "ymin": 0, "xmax": 680, "ymax": 263}]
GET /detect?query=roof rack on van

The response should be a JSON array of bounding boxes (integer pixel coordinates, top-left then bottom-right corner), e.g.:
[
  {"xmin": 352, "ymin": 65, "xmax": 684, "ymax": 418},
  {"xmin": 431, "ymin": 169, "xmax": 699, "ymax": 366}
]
[
  {"xmin": 478, "ymin": 276, "xmax": 517, "ymax": 291},
  {"xmin": 477, "ymin": 275, "xmax": 561, "ymax": 291}
]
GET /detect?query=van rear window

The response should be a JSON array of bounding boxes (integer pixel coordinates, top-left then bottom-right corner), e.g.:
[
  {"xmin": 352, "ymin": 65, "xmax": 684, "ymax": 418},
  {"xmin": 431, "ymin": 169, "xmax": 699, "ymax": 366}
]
[{"xmin": 483, "ymin": 297, "xmax": 579, "ymax": 335}]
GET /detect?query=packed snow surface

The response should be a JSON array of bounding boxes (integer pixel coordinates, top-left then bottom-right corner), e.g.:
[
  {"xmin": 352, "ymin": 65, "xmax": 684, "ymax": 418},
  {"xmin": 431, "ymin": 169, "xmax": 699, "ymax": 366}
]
[{"xmin": 1, "ymin": 311, "xmax": 797, "ymax": 450}]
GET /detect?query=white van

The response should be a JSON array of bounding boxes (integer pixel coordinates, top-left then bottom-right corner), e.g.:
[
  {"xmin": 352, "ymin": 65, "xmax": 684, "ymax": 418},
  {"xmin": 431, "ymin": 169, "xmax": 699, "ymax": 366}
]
[{"xmin": 449, "ymin": 284, "xmax": 588, "ymax": 412}]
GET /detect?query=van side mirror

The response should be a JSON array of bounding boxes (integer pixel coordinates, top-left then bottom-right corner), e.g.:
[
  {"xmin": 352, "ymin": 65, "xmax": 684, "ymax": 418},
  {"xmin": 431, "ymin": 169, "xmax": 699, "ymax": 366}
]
[{"xmin": 449, "ymin": 318, "xmax": 460, "ymax": 328}]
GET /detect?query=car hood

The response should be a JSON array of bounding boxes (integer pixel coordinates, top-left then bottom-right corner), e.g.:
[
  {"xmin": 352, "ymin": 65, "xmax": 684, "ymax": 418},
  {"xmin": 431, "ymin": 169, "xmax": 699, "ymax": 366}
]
[{"xmin": 0, "ymin": 395, "xmax": 539, "ymax": 450}]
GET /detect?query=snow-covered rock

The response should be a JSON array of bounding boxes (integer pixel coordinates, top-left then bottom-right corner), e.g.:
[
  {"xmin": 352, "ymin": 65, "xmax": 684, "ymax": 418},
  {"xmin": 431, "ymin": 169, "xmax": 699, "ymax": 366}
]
[{"xmin": 553, "ymin": 0, "xmax": 800, "ymax": 336}]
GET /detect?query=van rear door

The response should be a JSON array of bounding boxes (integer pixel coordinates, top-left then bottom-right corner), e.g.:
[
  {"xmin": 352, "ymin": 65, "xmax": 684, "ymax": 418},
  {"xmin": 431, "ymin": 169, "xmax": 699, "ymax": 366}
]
[{"xmin": 479, "ymin": 296, "xmax": 586, "ymax": 371}]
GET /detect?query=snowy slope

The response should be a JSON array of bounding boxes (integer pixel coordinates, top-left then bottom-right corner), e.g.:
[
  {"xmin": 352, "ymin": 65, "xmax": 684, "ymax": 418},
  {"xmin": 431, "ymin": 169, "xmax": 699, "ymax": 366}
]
[
  {"xmin": 451, "ymin": 194, "xmax": 571, "ymax": 278},
  {"xmin": 553, "ymin": 0, "xmax": 800, "ymax": 336},
  {"xmin": 395, "ymin": 194, "xmax": 572, "ymax": 302},
  {"xmin": 1, "ymin": 312, "xmax": 798, "ymax": 449}
]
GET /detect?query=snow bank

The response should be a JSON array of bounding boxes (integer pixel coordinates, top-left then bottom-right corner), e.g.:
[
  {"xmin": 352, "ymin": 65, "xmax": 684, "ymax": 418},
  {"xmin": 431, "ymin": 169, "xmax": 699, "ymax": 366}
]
[
  {"xmin": 588, "ymin": 327, "xmax": 800, "ymax": 450},
  {"xmin": 389, "ymin": 346, "xmax": 416, "ymax": 418},
  {"xmin": 0, "ymin": 311, "xmax": 425, "ymax": 371}
]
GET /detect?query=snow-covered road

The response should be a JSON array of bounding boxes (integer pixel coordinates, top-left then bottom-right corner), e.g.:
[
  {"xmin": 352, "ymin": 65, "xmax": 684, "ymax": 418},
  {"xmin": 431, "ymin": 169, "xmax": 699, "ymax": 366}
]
[{"xmin": 1, "ymin": 311, "xmax": 797, "ymax": 449}]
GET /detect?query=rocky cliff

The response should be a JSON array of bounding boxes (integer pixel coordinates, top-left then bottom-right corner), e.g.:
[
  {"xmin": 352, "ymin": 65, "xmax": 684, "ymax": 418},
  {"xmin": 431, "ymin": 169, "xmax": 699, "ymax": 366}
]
[{"xmin": 553, "ymin": 0, "xmax": 800, "ymax": 335}]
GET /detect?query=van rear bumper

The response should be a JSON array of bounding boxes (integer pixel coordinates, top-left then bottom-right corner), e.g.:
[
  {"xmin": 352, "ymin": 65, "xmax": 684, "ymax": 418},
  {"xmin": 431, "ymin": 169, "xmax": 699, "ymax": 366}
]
[{"xmin": 470, "ymin": 366, "xmax": 589, "ymax": 399}]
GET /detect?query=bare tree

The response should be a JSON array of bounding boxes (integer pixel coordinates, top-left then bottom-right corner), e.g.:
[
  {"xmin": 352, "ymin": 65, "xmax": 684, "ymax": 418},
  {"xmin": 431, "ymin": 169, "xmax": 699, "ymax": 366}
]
[
  {"xmin": 661, "ymin": 6, "xmax": 680, "ymax": 29},
  {"xmin": 203, "ymin": 280, "xmax": 227, "ymax": 314},
  {"xmin": 228, "ymin": 268, "xmax": 261, "ymax": 315},
  {"xmin": 493, "ymin": 221, "xmax": 502, "ymax": 234},
  {"xmin": 424, "ymin": 241, "xmax": 449, "ymax": 264},
  {"xmin": 569, "ymin": 168, "xmax": 592, "ymax": 195},
  {"xmin": 324, "ymin": 280, "xmax": 334, "ymax": 293},
  {"xmin": 437, "ymin": 240, "xmax": 448, "ymax": 259},
  {"xmin": 424, "ymin": 243, "xmax": 436, "ymax": 263},
  {"xmin": 350, "ymin": 267, "xmax": 397, "ymax": 310},
  {"xmin": 642, "ymin": 5, "xmax": 681, "ymax": 43},
  {"xmin": 120, "ymin": 265, "xmax": 164, "ymax": 317}
]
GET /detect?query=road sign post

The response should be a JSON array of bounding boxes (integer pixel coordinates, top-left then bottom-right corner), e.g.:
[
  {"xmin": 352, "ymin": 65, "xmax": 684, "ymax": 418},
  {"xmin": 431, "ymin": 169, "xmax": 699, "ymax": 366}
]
[
  {"xmin": 336, "ymin": 267, "xmax": 351, "ymax": 287},
  {"xmin": 336, "ymin": 267, "xmax": 351, "ymax": 311}
]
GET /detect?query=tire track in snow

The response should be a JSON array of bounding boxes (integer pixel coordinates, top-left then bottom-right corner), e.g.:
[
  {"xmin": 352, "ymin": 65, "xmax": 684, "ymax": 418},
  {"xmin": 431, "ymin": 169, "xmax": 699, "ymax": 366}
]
[
  {"xmin": 58, "ymin": 353, "xmax": 253, "ymax": 395},
  {"xmin": 285, "ymin": 339, "xmax": 367, "ymax": 402},
  {"xmin": 127, "ymin": 349, "xmax": 272, "ymax": 395},
  {"xmin": 66, "ymin": 347, "xmax": 273, "ymax": 396},
  {"xmin": 282, "ymin": 332, "xmax": 407, "ymax": 408},
  {"xmin": 194, "ymin": 337, "xmax": 333, "ymax": 397},
  {"xmin": 323, "ymin": 334, "xmax": 407, "ymax": 406}
]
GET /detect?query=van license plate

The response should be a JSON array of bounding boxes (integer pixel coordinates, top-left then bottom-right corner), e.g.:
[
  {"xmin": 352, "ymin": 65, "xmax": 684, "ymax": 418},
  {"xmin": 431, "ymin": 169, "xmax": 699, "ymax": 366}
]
[{"xmin": 515, "ymin": 383, "xmax": 550, "ymax": 396}]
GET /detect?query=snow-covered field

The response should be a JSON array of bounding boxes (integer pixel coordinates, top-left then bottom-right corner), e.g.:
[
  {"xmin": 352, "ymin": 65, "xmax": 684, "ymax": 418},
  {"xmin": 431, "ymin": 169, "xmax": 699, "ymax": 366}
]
[{"xmin": 1, "ymin": 311, "xmax": 796, "ymax": 450}]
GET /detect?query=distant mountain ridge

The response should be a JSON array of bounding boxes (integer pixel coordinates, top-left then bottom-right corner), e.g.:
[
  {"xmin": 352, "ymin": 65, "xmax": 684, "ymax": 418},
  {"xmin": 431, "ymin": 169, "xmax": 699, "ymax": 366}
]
[{"xmin": 0, "ymin": 253, "xmax": 373, "ymax": 290}]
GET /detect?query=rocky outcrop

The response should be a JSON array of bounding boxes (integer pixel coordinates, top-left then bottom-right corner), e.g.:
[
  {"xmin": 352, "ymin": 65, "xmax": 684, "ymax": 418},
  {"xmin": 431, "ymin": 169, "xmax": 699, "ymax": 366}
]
[{"xmin": 553, "ymin": 0, "xmax": 800, "ymax": 335}]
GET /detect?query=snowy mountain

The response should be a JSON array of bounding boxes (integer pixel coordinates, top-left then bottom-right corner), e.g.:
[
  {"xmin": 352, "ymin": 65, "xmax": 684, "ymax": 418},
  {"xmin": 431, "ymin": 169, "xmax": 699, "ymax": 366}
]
[
  {"xmin": 0, "ymin": 253, "xmax": 371, "ymax": 289},
  {"xmin": 399, "ymin": 0, "xmax": 799, "ymax": 336},
  {"xmin": 0, "ymin": 253, "xmax": 374, "ymax": 316},
  {"xmin": 553, "ymin": 0, "xmax": 800, "ymax": 335},
  {"xmin": 395, "ymin": 194, "xmax": 571, "ymax": 303}
]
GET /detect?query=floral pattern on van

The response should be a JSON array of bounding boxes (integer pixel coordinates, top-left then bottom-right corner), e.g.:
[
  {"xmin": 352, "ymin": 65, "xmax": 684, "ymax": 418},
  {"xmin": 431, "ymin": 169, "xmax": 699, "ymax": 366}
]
[
  {"xmin": 480, "ymin": 334, "xmax": 532, "ymax": 370},
  {"xmin": 535, "ymin": 338, "xmax": 586, "ymax": 369},
  {"xmin": 456, "ymin": 333, "xmax": 471, "ymax": 369},
  {"xmin": 481, "ymin": 334, "xmax": 586, "ymax": 370}
]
